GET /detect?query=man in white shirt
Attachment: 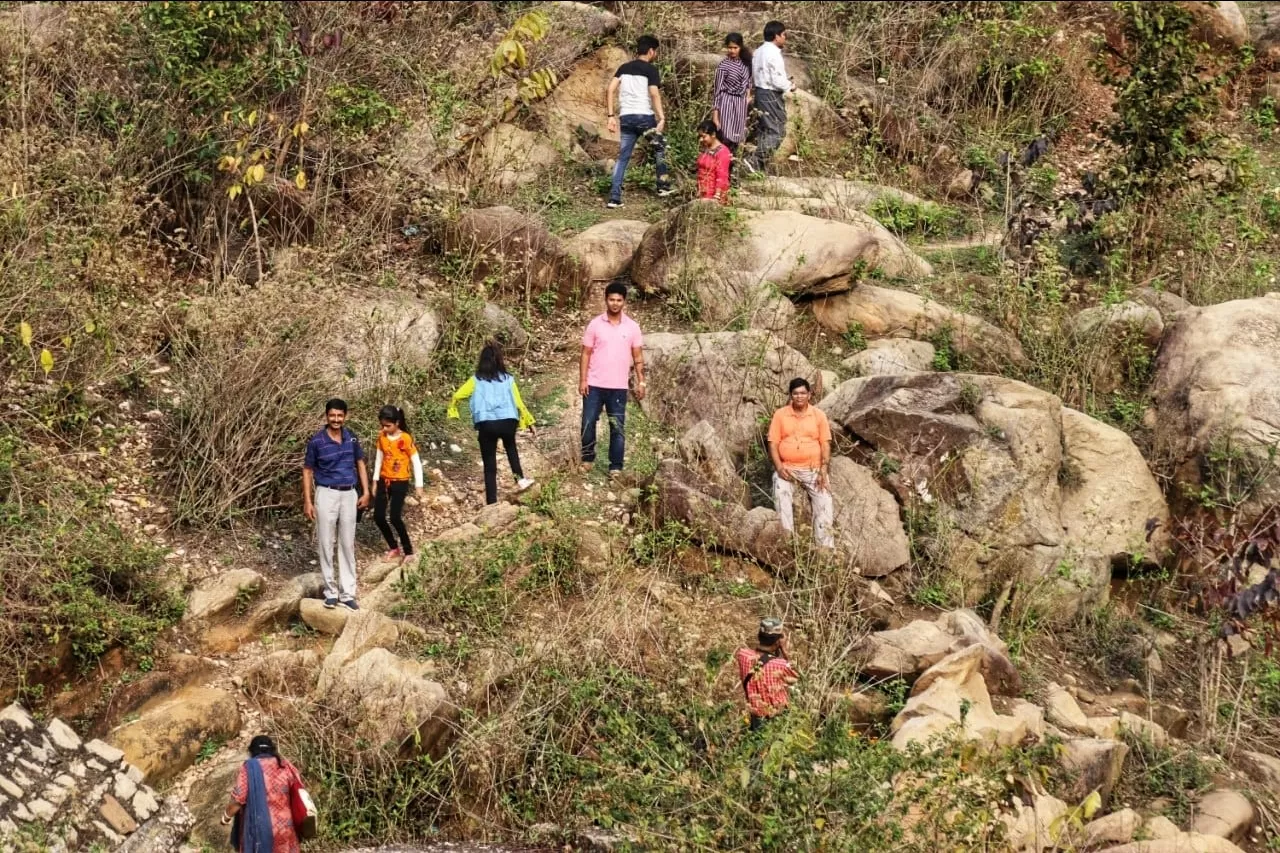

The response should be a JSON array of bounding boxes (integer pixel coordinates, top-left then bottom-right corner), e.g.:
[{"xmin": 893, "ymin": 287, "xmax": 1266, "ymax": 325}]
[{"xmin": 748, "ymin": 20, "xmax": 792, "ymax": 174}]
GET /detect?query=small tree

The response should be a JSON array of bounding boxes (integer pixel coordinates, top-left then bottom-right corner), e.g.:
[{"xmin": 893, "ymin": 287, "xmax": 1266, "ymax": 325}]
[{"xmin": 1094, "ymin": 1, "xmax": 1229, "ymax": 197}]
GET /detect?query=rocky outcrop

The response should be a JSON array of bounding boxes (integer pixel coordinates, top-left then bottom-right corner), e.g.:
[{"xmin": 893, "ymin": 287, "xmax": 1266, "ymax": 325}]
[
  {"xmin": 643, "ymin": 330, "xmax": 818, "ymax": 460},
  {"xmin": 677, "ymin": 420, "xmax": 748, "ymax": 506},
  {"xmin": 441, "ymin": 206, "xmax": 587, "ymax": 308},
  {"xmin": 889, "ymin": 645, "xmax": 1028, "ymax": 751},
  {"xmin": 631, "ymin": 205, "xmax": 932, "ymax": 331},
  {"xmin": 0, "ymin": 703, "xmax": 176, "ymax": 849},
  {"xmin": 323, "ymin": 292, "xmax": 443, "ymax": 393},
  {"xmin": 812, "ymin": 285, "xmax": 1027, "ymax": 371},
  {"xmin": 842, "ymin": 339, "xmax": 936, "ymax": 377},
  {"xmin": 471, "ymin": 123, "xmax": 561, "ymax": 191},
  {"xmin": 106, "ymin": 687, "xmax": 242, "ymax": 786},
  {"xmin": 826, "ymin": 457, "xmax": 911, "ymax": 577},
  {"xmin": 565, "ymin": 219, "xmax": 649, "ymax": 286},
  {"xmin": 855, "ymin": 609, "xmax": 1019, "ymax": 695},
  {"xmin": 1151, "ymin": 295, "xmax": 1280, "ymax": 525},
  {"xmin": 1059, "ymin": 737, "xmax": 1129, "ymax": 806},
  {"xmin": 200, "ymin": 572, "xmax": 323, "ymax": 654},
  {"xmin": 821, "ymin": 373, "xmax": 1171, "ymax": 618},
  {"xmin": 1191, "ymin": 790, "xmax": 1254, "ymax": 841},
  {"xmin": 735, "ymin": 176, "xmax": 926, "ymax": 224},
  {"xmin": 183, "ymin": 569, "xmax": 263, "ymax": 622}
]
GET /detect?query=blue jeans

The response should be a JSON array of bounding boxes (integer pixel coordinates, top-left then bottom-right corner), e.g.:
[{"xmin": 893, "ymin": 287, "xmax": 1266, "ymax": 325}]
[
  {"xmin": 609, "ymin": 114, "xmax": 670, "ymax": 203},
  {"xmin": 581, "ymin": 387, "xmax": 628, "ymax": 471}
]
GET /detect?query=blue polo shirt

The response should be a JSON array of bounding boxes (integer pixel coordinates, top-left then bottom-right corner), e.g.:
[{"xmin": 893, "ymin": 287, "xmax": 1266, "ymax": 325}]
[{"xmin": 303, "ymin": 427, "xmax": 364, "ymax": 488}]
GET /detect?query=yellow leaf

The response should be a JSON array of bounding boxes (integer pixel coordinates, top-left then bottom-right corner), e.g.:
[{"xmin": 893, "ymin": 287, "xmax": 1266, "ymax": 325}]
[
  {"xmin": 227, "ymin": 184, "xmax": 243, "ymax": 200},
  {"xmin": 246, "ymin": 110, "xmax": 258, "ymax": 127},
  {"xmin": 1081, "ymin": 790, "xmax": 1102, "ymax": 820},
  {"xmin": 294, "ymin": 170, "xmax": 307, "ymax": 190},
  {"xmin": 39, "ymin": 348, "xmax": 53, "ymax": 375},
  {"xmin": 61, "ymin": 335, "xmax": 72, "ymax": 348},
  {"xmin": 814, "ymin": 818, "xmax": 826, "ymax": 830},
  {"xmin": 84, "ymin": 319, "xmax": 96, "ymax": 333},
  {"xmin": 293, "ymin": 121, "xmax": 310, "ymax": 138},
  {"xmin": 19, "ymin": 321, "xmax": 33, "ymax": 347},
  {"xmin": 249, "ymin": 163, "xmax": 266, "ymax": 184}
]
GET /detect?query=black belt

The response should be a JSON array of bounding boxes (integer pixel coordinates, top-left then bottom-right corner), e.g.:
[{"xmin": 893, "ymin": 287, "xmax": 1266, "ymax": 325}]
[{"xmin": 320, "ymin": 484, "xmax": 356, "ymax": 491}]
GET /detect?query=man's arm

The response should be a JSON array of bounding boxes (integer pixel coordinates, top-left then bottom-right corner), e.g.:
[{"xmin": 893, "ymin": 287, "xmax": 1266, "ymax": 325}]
[
  {"xmin": 302, "ymin": 466, "xmax": 316, "ymax": 521},
  {"xmin": 356, "ymin": 457, "xmax": 371, "ymax": 509},
  {"xmin": 650, "ymin": 86, "xmax": 665, "ymax": 133},
  {"xmin": 579, "ymin": 345, "xmax": 592, "ymax": 397},
  {"xmin": 606, "ymin": 77, "xmax": 620, "ymax": 133},
  {"xmin": 630, "ymin": 346, "xmax": 646, "ymax": 401},
  {"xmin": 768, "ymin": 441, "xmax": 791, "ymax": 481}
]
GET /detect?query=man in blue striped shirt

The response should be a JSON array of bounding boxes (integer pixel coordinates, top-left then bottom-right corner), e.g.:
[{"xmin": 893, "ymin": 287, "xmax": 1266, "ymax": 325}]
[{"xmin": 303, "ymin": 398, "xmax": 371, "ymax": 609}]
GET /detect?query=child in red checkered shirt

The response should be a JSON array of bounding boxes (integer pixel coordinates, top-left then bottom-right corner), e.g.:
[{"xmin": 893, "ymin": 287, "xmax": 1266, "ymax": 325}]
[{"xmin": 734, "ymin": 617, "xmax": 799, "ymax": 729}]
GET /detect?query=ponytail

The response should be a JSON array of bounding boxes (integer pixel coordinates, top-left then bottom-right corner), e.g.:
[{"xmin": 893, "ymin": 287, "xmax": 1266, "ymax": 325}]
[{"xmin": 377, "ymin": 404, "xmax": 410, "ymax": 434}]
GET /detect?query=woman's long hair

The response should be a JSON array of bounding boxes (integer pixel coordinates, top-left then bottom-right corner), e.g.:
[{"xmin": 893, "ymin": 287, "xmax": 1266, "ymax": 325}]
[
  {"xmin": 377, "ymin": 404, "xmax": 410, "ymax": 433},
  {"xmin": 476, "ymin": 342, "xmax": 509, "ymax": 382},
  {"xmin": 248, "ymin": 734, "xmax": 284, "ymax": 767},
  {"xmin": 725, "ymin": 32, "xmax": 752, "ymax": 68}
]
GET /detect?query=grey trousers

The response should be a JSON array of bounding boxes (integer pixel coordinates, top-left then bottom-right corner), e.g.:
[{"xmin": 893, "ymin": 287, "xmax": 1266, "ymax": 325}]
[
  {"xmin": 315, "ymin": 486, "xmax": 358, "ymax": 600},
  {"xmin": 751, "ymin": 88, "xmax": 787, "ymax": 170},
  {"xmin": 774, "ymin": 468, "xmax": 835, "ymax": 548}
]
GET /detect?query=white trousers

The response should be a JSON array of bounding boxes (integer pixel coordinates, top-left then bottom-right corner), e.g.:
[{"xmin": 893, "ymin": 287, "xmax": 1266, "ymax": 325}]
[
  {"xmin": 773, "ymin": 468, "xmax": 835, "ymax": 548},
  {"xmin": 315, "ymin": 486, "xmax": 358, "ymax": 600}
]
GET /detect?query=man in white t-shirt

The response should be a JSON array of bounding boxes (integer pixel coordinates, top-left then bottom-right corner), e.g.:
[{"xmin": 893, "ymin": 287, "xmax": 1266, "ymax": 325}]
[
  {"xmin": 748, "ymin": 20, "xmax": 792, "ymax": 174},
  {"xmin": 605, "ymin": 35, "xmax": 673, "ymax": 208}
]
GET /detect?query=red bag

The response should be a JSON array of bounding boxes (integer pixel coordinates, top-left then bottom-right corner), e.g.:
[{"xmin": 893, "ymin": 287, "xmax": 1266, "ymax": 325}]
[{"xmin": 287, "ymin": 763, "xmax": 318, "ymax": 840}]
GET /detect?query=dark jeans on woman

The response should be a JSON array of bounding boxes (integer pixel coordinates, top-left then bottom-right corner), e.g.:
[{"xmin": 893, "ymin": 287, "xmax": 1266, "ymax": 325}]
[
  {"xmin": 581, "ymin": 386, "xmax": 628, "ymax": 472},
  {"xmin": 477, "ymin": 418, "xmax": 523, "ymax": 505},
  {"xmin": 373, "ymin": 479, "xmax": 413, "ymax": 555},
  {"xmin": 749, "ymin": 88, "xmax": 787, "ymax": 172}
]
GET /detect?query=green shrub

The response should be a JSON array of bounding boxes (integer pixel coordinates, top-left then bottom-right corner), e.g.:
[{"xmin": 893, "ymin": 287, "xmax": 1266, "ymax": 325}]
[
  {"xmin": 324, "ymin": 84, "xmax": 401, "ymax": 137},
  {"xmin": 869, "ymin": 197, "xmax": 968, "ymax": 240}
]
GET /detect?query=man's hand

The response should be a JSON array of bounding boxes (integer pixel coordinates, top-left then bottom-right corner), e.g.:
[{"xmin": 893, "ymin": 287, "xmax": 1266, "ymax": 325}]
[
  {"xmin": 776, "ymin": 466, "xmax": 793, "ymax": 483},
  {"xmin": 634, "ymin": 383, "xmax": 646, "ymax": 402},
  {"xmin": 415, "ymin": 487, "xmax": 424, "ymax": 502},
  {"xmin": 817, "ymin": 469, "xmax": 830, "ymax": 492},
  {"xmin": 607, "ymin": 116, "xmax": 618, "ymax": 134},
  {"xmin": 304, "ymin": 502, "xmax": 316, "ymax": 522},
  {"xmin": 656, "ymin": 118, "xmax": 666, "ymax": 134},
  {"xmin": 528, "ymin": 425, "xmax": 538, "ymax": 438},
  {"xmin": 579, "ymin": 380, "xmax": 589, "ymax": 397},
  {"xmin": 357, "ymin": 493, "xmax": 370, "ymax": 510}
]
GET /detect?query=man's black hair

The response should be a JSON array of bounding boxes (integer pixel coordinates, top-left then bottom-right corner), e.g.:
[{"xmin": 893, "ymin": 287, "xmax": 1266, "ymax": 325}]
[
  {"xmin": 605, "ymin": 280, "xmax": 628, "ymax": 299},
  {"xmin": 788, "ymin": 377, "xmax": 810, "ymax": 393},
  {"xmin": 636, "ymin": 34, "xmax": 659, "ymax": 55},
  {"xmin": 763, "ymin": 20, "xmax": 786, "ymax": 42},
  {"xmin": 324, "ymin": 398, "xmax": 348, "ymax": 414},
  {"xmin": 758, "ymin": 631, "xmax": 784, "ymax": 648}
]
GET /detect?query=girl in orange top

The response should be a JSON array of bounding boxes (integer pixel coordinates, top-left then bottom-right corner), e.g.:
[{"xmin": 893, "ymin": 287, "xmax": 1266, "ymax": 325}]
[{"xmin": 372, "ymin": 405, "xmax": 424, "ymax": 562}]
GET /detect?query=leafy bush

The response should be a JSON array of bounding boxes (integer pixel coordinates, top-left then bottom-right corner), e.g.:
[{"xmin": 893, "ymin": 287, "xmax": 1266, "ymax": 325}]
[
  {"xmin": 1094, "ymin": 2, "xmax": 1232, "ymax": 197},
  {"xmin": 869, "ymin": 197, "xmax": 968, "ymax": 240},
  {"xmin": 139, "ymin": 1, "xmax": 303, "ymax": 111},
  {"xmin": 324, "ymin": 83, "xmax": 402, "ymax": 137}
]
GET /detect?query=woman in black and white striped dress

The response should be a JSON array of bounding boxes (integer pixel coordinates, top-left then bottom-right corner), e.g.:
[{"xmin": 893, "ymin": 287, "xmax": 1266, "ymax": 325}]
[{"xmin": 712, "ymin": 33, "xmax": 752, "ymax": 177}]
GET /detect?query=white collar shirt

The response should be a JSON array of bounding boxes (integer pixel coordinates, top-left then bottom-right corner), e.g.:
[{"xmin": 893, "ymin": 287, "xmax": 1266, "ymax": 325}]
[{"xmin": 752, "ymin": 41, "xmax": 791, "ymax": 92}]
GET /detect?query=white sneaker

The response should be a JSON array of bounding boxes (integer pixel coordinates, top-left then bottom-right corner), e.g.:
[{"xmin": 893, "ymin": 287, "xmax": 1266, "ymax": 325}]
[
  {"xmin": 606, "ymin": 200, "xmax": 623, "ymax": 209},
  {"xmin": 517, "ymin": 477, "xmax": 536, "ymax": 491}
]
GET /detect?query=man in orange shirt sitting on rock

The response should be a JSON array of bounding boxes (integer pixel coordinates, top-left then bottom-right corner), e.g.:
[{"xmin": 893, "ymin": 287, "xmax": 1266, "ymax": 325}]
[{"xmin": 767, "ymin": 377, "xmax": 834, "ymax": 548}]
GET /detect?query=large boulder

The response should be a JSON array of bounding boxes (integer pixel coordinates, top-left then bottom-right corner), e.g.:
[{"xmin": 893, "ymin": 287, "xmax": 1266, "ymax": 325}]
[
  {"xmin": 842, "ymin": 338, "xmax": 936, "ymax": 377},
  {"xmin": 471, "ymin": 123, "xmax": 562, "ymax": 191},
  {"xmin": 1059, "ymin": 737, "xmax": 1129, "ymax": 807},
  {"xmin": 324, "ymin": 648, "xmax": 453, "ymax": 756},
  {"xmin": 106, "ymin": 687, "xmax": 242, "ymax": 785},
  {"xmin": 441, "ymin": 206, "xmax": 587, "ymax": 308},
  {"xmin": 536, "ymin": 44, "xmax": 630, "ymax": 158},
  {"xmin": 322, "ymin": 292, "xmax": 443, "ymax": 393},
  {"xmin": 654, "ymin": 459, "xmax": 794, "ymax": 570},
  {"xmin": 316, "ymin": 610, "xmax": 401, "ymax": 694},
  {"xmin": 821, "ymin": 373, "xmax": 1171, "ymax": 619},
  {"xmin": 1151, "ymin": 295, "xmax": 1280, "ymax": 525},
  {"xmin": 826, "ymin": 457, "xmax": 910, "ymax": 577},
  {"xmin": 183, "ymin": 569, "xmax": 263, "ymax": 622},
  {"xmin": 735, "ymin": 176, "xmax": 925, "ymax": 224},
  {"xmin": 812, "ymin": 285, "xmax": 1027, "ymax": 371},
  {"xmin": 855, "ymin": 609, "xmax": 1020, "ymax": 695},
  {"xmin": 1191, "ymin": 790, "xmax": 1254, "ymax": 841},
  {"xmin": 565, "ymin": 219, "xmax": 650, "ymax": 286},
  {"xmin": 643, "ymin": 330, "xmax": 818, "ymax": 460},
  {"xmin": 677, "ymin": 420, "xmax": 748, "ymax": 507},
  {"xmin": 184, "ymin": 758, "xmax": 242, "ymax": 849},
  {"xmin": 889, "ymin": 645, "xmax": 1028, "ymax": 752},
  {"xmin": 631, "ymin": 205, "xmax": 932, "ymax": 331},
  {"xmin": 1098, "ymin": 835, "xmax": 1247, "ymax": 853},
  {"xmin": 1186, "ymin": 1, "xmax": 1248, "ymax": 49}
]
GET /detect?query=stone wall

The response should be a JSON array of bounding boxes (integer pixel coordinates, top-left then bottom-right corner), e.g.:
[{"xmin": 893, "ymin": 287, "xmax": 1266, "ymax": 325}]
[{"xmin": 0, "ymin": 703, "xmax": 191, "ymax": 851}]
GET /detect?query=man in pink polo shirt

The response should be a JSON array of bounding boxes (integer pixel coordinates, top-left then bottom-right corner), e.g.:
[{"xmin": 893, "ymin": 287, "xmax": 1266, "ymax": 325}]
[{"xmin": 580, "ymin": 281, "xmax": 646, "ymax": 475}]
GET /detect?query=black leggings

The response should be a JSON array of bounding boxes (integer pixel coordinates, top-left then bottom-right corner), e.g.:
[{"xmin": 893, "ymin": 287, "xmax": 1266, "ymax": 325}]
[
  {"xmin": 374, "ymin": 479, "xmax": 413, "ymax": 555},
  {"xmin": 477, "ymin": 418, "xmax": 523, "ymax": 505}
]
